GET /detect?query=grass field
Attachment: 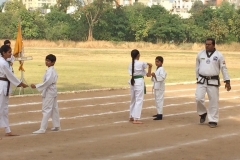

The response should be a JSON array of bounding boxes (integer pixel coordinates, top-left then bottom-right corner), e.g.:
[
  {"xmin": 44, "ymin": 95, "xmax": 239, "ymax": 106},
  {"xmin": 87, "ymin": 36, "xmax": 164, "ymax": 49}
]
[{"xmin": 12, "ymin": 48, "xmax": 240, "ymax": 94}]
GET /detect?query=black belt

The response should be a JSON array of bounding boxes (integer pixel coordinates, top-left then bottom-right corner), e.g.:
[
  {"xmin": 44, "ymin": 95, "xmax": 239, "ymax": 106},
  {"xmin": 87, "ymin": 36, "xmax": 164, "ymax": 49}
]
[
  {"xmin": 199, "ymin": 74, "xmax": 219, "ymax": 80},
  {"xmin": 0, "ymin": 77, "xmax": 10, "ymax": 96}
]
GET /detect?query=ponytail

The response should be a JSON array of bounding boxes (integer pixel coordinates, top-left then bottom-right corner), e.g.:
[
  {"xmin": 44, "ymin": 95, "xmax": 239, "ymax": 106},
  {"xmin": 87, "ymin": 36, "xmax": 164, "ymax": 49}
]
[
  {"xmin": 131, "ymin": 57, "xmax": 135, "ymax": 86},
  {"xmin": 130, "ymin": 49, "xmax": 140, "ymax": 86}
]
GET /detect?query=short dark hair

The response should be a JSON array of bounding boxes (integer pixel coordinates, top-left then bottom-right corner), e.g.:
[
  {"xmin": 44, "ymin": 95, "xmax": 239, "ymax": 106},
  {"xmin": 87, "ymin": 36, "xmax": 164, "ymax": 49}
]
[
  {"xmin": 0, "ymin": 45, "xmax": 11, "ymax": 56},
  {"xmin": 206, "ymin": 38, "xmax": 215, "ymax": 46},
  {"xmin": 156, "ymin": 56, "xmax": 164, "ymax": 63},
  {"xmin": 46, "ymin": 54, "xmax": 56, "ymax": 62},
  {"xmin": 4, "ymin": 40, "xmax": 11, "ymax": 45}
]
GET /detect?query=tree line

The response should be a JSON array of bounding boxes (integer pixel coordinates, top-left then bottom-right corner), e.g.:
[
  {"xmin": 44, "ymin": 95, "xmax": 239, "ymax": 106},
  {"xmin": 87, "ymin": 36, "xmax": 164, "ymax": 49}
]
[{"xmin": 0, "ymin": 0, "xmax": 240, "ymax": 44}]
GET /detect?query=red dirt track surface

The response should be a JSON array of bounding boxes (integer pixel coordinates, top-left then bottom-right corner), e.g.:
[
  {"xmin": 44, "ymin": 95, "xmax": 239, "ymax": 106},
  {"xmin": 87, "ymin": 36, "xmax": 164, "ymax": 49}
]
[{"xmin": 1, "ymin": 81, "xmax": 240, "ymax": 160}]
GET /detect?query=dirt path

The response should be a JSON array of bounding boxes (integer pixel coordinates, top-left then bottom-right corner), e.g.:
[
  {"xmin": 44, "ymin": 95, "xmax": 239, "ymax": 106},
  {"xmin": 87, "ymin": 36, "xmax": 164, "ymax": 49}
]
[{"xmin": 0, "ymin": 81, "xmax": 240, "ymax": 160}]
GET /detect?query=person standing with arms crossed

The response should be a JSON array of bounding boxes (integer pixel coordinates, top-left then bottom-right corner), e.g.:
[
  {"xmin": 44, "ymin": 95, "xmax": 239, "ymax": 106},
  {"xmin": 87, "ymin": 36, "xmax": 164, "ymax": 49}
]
[
  {"xmin": 128, "ymin": 49, "xmax": 152, "ymax": 124},
  {"xmin": 195, "ymin": 38, "xmax": 231, "ymax": 128}
]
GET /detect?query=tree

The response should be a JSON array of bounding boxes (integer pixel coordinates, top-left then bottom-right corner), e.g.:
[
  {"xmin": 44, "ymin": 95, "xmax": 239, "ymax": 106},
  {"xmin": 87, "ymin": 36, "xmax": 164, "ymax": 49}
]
[
  {"xmin": 3, "ymin": 0, "xmax": 26, "ymax": 12},
  {"xmin": 94, "ymin": 6, "xmax": 132, "ymax": 41},
  {"xmin": 207, "ymin": 17, "xmax": 228, "ymax": 43},
  {"xmin": 56, "ymin": 0, "xmax": 75, "ymax": 12},
  {"xmin": 215, "ymin": 2, "xmax": 237, "ymax": 42},
  {"xmin": 74, "ymin": 0, "xmax": 116, "ymax": 41},
  {"xmin": 0, "ymin": 12, "xmax": 17, "ymax": 39},
  {"xmin": 124, "ymin": 3, "xmax": 149, "ymax": 41},
  {"xmin": 148, "ymin": 14, "xmax": 186, "ymax": 43}
]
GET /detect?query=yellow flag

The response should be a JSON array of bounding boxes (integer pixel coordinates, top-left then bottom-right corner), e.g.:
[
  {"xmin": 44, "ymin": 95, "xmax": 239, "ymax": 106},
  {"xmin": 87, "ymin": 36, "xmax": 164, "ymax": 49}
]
[{"xmin": 13, "ymin": 22, "xmax": 24, "ymax": 71}]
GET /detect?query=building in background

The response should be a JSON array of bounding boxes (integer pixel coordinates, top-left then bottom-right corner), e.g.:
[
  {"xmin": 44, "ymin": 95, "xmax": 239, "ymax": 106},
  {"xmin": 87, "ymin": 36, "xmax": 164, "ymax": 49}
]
[
  {"xmin": 171, "ymin": 0, "xmax": 203, "ymax": 18},
  {"xmin": 4, "ymin": 0, "xmax": 240, "ymax": 17},
  {"xmin": 24, "ymin": 0, "xmax": 57, "ymax": 10}
]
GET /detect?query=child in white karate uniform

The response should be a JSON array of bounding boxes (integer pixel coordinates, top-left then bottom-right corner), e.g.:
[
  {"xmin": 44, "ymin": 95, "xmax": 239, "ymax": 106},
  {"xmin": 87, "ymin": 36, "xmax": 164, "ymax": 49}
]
[
  {"xmin": 128, "ymin": 49, "xmax": 152, "ymax": 124},
  {"xmin": 31, "ymin": 54, "xmax": 60, "ymax": 134},
  {"xmin": 0, "ymin": 45, "xmax": 28, "ymax": 138},
  {"xmin": 151, "ymin": 56, "xmax": 167, "ymax": 120}
]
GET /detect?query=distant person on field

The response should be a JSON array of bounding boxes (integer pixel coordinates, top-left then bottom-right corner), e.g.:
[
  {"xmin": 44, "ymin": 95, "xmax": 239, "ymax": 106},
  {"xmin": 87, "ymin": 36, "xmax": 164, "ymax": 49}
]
[
  {"xmin": 195, "ymin": 38, "xmax": 231, "ymax": 128},
  {"xmin": 31, "ymin": 54, "xmax": 61, "ymax": 134},
  {"xmin": 4, "ymin": 40, "xmax": 15, "ymax": 69},
  {"xmin": 151, "ymin": 56, "xmax": 167, "ymax": 120}
]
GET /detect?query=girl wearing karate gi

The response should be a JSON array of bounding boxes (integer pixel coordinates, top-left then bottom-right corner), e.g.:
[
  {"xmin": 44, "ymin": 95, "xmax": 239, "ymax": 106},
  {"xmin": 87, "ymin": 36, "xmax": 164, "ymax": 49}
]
[
  {"xmin": 0, "ymin": 45, "xmax": 28, "ymax": 138},
  {"xmin": 31, "ymin": 54, "xmax": 60, "ymax": 134},
  {"xmin": 151, "ymin": 56, "xmax": 167, "ymax": 120},
  {"xmin": 128, "ymin": 49, "xmax": 152, "ymax": 124}
]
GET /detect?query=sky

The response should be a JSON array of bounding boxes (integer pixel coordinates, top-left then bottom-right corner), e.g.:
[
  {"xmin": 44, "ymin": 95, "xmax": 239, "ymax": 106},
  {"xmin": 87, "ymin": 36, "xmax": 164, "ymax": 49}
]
[{"xmin": 0, "ymin": 0, "xmax": 5, "ymax": 5}]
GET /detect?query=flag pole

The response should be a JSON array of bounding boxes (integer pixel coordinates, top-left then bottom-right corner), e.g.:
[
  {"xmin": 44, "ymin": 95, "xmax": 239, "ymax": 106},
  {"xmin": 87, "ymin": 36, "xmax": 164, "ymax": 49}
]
[{"xmin": 13, "ymin": 20, "xmax": 34, "ymax": 95}]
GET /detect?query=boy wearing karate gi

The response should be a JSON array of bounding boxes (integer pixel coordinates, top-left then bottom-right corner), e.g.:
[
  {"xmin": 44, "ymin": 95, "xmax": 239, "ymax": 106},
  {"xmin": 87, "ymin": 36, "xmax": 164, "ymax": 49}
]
[
  {"xmin": 31, "ymin": 54, "xmax": 60, "ymax": 134},
  {"xmin": 151, "ymin": 56, "xmax": 167, "ymax": 120},
  {"xmin": 0, "ymin": 45, "xmax": 28, "ymax": 138},
  {"xmin": 128, "ymin": 49, "xmax": 152, "ymax": 124},
  {"xmin": 195, "ymin": 38, "xmax": 231, "ymax": 128}
]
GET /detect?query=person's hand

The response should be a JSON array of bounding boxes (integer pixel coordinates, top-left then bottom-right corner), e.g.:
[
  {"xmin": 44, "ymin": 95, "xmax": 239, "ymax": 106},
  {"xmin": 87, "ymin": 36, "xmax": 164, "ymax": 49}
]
[
  {"xmin": 21, "ymin": 83, "xmax": 28, "ymax": 88},
  {"xmin": 148, "ymin": 63, "xmax": 152, "ymax": 68},
  {"xmin": 10, "ymin": 62, "xmax": 13, "ymax": 66},
  {"xmin": 151, "ymin": 72, "xmax": 156, "ymax": 77},
  {"xmin": 225, "ymin": 83, "xmax": 231, "ymax": 91},
  {"xmin": 31, "ymin": 84, "xmax": 36, "ymax": 89},
  {"xmin": 17, "ymin": 82, "xmax": 28, "ymax": 88}
]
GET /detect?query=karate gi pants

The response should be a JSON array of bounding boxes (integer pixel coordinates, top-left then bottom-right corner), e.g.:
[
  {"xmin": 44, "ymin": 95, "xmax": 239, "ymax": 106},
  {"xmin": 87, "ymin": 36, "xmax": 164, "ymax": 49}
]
[
  {"xmin": 0, "ymin": 94, "xmax": 11, "ymax": 133},
  {"xmin": 129, "ymin": 79, "xmax": 144, "ymax": 120},
  {"xmin": 154, "ymin": 89, "xmax": 164, "ymax": 114},
  {"xmin": 40, "ymin": 97, "xmax": 60, "ymax": 130},
  {"xmin": 195, "ymin": 82, "xmax": 219, "ymax": 123}
]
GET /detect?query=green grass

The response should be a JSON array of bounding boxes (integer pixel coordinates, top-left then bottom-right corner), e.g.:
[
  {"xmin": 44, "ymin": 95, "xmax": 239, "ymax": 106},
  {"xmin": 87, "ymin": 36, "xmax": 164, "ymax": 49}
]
[{"xmin": 12, "ymin": 48, "xmax": 240, "ymax": 94}]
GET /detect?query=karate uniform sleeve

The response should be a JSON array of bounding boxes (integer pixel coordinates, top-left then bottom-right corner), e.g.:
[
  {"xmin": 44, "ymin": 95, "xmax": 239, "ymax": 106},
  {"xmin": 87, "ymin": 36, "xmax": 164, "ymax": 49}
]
[
  {"xmin": 36, "ymin": 69, "xmax": 54, "ymax": 92},
  {"xmin": 142, "ymin": 62, "xmax": 148, "ymax": 76},
  {"xmin": 155, "ymin": 68, "xmax": 167, "ymax": 82},
  {"xmin": 10, "ymin": 55, "xmax": 15, "ymax": 63},
  {"xmin": 219, "ymin": 53, "xmax": 230, "ymax": 81},
  {"xmin": 128, "ymin": 63, "xmax": 132, "ymax": 75},
  {"xmin": 3, "ymin": 64, "xmax": 21, "ymax": 86},
  {"xmin": 195, "ymin": 52, "xmax": 200, "ymax": 79}
]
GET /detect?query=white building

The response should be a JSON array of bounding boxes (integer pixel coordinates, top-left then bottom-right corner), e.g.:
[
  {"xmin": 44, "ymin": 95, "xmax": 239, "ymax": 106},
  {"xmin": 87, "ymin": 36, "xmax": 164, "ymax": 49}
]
[
  {"xmin": 172, "ymin": 0, "xmax": 205, "ymax": 18},
  {"xmin": 148, "ymin": 0, "xmax": 173, "ymax": 10},
  {"xmin": 23, "ymin": 0, "xmax": 57, "ymax": 10},
  {"xmin": 116, "ymin": 0, "xmax": 149, "ymax": 6}
]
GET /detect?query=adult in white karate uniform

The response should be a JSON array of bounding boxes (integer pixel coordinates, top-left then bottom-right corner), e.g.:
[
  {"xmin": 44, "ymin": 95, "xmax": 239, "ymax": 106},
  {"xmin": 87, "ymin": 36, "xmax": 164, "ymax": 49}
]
[
  {"xmin": 128, "ymin": 49, "xmax": 152, "ymax": 124},
  {"xmin": 195, "ymin": 38, "xmax": 231, "ymax": 128},
  {"xmin": 151, "ymin": 56, "xmax": 167, "ymax": 120},
  {"xmin": 0, "ymin": 45, "xmax": 28, "ymax": 138},
  {"xmin": 31, "ymin": 54, "xmax": 60, "ymax": 134}
]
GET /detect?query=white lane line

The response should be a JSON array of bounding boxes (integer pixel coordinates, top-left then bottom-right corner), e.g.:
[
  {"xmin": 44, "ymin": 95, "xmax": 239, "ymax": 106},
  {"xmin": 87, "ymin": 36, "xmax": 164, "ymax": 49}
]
[
  {"xmin": 106, "ymin": 132, "xmax": 239, "ymax": 160},
  {"xmin": 10, "ymin": 80, "xmax": 240, "ymax": 98},
  {"xmin": 9, "ymin": 94, "xmax": 194, "ymax": 114},
  {"xmin": 4, "ymin": 116, "xmax": 239, "ymax": 157},
  {"xmin": 9, "ymin": 97, "xmax": 240, "ymax": 126},
  {"xmin": 9, "ymin": 95, "xmax": 240, "ymax": 116},
  {"xmin": 9, "ymin": 85, "xmax": 240, "ymax": 108}
]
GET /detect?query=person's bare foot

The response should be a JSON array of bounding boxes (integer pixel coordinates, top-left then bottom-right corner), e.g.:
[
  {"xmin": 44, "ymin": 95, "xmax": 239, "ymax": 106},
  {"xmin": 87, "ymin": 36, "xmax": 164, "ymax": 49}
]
[
  {"xmin": 129, "ymin": 118, "xmax": 134, "ymax": 122},
  {"xmin": 5, "ymin": 132, "xmax": 19, "ymax": 136},
  {"xmin": 132, "ymin": 120, "xmax": 143, "ymax": 124}
]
